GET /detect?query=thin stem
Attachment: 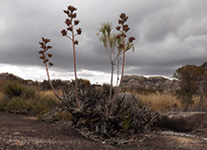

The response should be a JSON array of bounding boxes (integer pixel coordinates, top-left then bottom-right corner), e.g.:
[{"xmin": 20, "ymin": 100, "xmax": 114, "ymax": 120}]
[
  {"xmin": 45, "ymin": 62, "xmax": 62, "ymax": 100},
  {"xmin": 116, "ymin": 57, "xmax": 120, "ymax": 86},
  {"xmin": 109, "ymin": 60, "xmax": 114, "ymax": 101},
  {"xmin": 66, "ymin": 35, "xmax": 72, "ymax": 41},
  {"xmin": 109, "ymin": 30, "xmax": 126, "ymax": 115},
  {"xmin": 71, "ymin": 26, "xmax": 80, "ymax": 108},
  {"xmin": 119, "ymin": 37, "xmax": 126, "ymax": 86}
]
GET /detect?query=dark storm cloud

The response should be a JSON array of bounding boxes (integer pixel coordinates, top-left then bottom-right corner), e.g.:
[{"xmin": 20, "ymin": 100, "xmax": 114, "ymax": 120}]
[{"xmin": 1, "ymin": 0, "xmax": 207, "ymax": 80}]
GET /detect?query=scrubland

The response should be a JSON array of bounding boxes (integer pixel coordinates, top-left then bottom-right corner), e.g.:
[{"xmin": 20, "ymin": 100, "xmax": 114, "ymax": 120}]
[{"xmin": 0, "ymin": 81, "xmax": 204, "ymax": 115}]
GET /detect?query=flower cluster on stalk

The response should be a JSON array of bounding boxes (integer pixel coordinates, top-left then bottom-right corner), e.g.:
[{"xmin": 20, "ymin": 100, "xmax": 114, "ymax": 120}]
[
  {"xmin": 116, "ymin": 13, "xmax": 135, "ymax": 50},
  {"xmin": 39, "ymin": 37, "xmax": 53, "ymax": 68},
  {"xmin": 61, "ymin": 5, "xmax": 82, "ymax": 44}
]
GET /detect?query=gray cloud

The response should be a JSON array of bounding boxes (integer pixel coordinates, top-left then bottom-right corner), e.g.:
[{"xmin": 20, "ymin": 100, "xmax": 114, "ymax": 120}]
[{"xmin": 1, "ymin": 0, "xmax": 207, "ymax": 81}]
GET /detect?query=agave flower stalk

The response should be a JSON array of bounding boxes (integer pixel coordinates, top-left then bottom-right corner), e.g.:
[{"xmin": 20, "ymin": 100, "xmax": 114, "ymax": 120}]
[
  {"xmin": 61, "ymin": 5, "xmax": 82, "ymax": 108},
  {"xmin": 109, "ymin": 13, "xmax": 136, "ymax": 115},
  {"xmin": 39, "ymin": 37, "xmax": 61, "ymax": 100}
]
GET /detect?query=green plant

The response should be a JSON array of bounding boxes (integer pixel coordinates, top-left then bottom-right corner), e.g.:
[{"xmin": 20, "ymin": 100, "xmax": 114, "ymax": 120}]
[
  {"xmin": 2, "ymin": 81, "xmax": 24, "ymax": 99},
  {"xmin": 98, "ymin": 23, "xmax": 117, "ymax": 101},
  {"xmin": 3, "ymin": 97, "xmax": 32, "ymax": 113},
  {"xmin": 0, "ymin": 82, "xmax": 58, "ymax": 115},
  {"xmin": 121, "ymin": 112, "xmax": 134, "ymax": 131},
  {"xmin": 32, "ymin": 96, "xmax": 58, "ymax": 115},
  {"xmin": 173, "ymin": 65, "xmax": 206, "ymax": 111},
  {"xmin": 2, "ymin": 81, "xmax": 36, "ymax": 99}
]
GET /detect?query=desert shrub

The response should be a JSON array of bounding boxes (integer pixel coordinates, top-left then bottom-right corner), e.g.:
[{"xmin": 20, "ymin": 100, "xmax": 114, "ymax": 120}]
[
  {"xmin": 0, "ymin": 81, "xmax": 58, "ymax": 115},
  {"xmin": 2, "ymin": 81, "xmax": 25, "ymax": 99},
  {"xmin": 3, "ymin": 97, "xmax": 32, "ymax": 113},
  {"xmin": 0, "ymin": 94, "xmax": 58, "ymax": 115},
  {"xmin": 40, "ymin": 79, "xmax": 69, "ymax": 90},
  {"xmin": 101, "ymin": 83, "xmax": 115, "ymax": 96},
  {"xmin": 32, "ymin": 96, "xmax": 58, "ymax": 115},
  {"xmin": 71, "ymin": 78, "xmax": 91, "ymax": 89},
  {"xmin": 2, "ymin": 81, "xmax": 36, "ymax": 99}
]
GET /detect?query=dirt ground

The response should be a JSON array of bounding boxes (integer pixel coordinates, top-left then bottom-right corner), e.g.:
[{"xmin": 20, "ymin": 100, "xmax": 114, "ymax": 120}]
[{"xmin": 0, "ymin": 111, "xmax": 207, "ymax": 150}]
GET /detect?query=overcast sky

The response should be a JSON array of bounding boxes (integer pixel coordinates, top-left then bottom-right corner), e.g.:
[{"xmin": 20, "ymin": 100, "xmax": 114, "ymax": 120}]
[{"xmin": 1, "ymin": 0, "xmax": 207, "ymax": 84}]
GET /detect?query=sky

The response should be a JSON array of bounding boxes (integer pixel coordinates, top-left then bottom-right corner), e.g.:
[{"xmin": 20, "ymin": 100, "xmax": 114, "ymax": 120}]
[{"xmin": 1, "ymin": 0, "xmax": 207, "ymax": 84}]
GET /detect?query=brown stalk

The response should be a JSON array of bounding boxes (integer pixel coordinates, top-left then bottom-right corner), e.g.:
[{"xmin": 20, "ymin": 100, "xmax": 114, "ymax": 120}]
[
  {"xmin": 61, "ymin": 5, "xmax": 81, "ymax": 109},
  {"xmin": 39, "ymin": 38, "xmax": 61, "ymax": 100},
  {"xmin": 71, "ymin": 25, "xmax": 80, "ymax": 108},
  {"xmin": 109, "ymin": 13, "xmax": 135, "ymax": 115},
  {"xmin": 44, "ymin": 59, "xmax": 61, "ymax": 100}
]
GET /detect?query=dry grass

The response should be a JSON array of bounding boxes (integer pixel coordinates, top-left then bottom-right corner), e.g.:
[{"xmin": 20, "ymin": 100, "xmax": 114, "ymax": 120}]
[
  {"xmin": 133, "ymin": 93, "xmax": 182, "ymax": 112},
  {"xmin": 191, "ymin": 96, "xmax": 207, "ymax": 110},
  {"xmin": 0, "ymin": 91, "xmax": 4, "ymax": 100},
  {"xmin": 37, "ymin": 90, "xmax": 61, "ymax": 103},
  {"xmin": 132, "ymin": 91, "xmax": 207, "ymax": 112}
]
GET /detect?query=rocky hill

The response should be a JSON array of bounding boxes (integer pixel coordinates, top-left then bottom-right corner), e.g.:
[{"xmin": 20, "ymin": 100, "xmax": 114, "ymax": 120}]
[
  {"xmin": 0, "ymin": 73, "xmax": 24, "ymax": 81},
  {"xmin": 0, "ymin": 73, "xmax": 38, "ymax": 87},
  {"xmin": 121, "ymin": 75, "xmax": 180, "ymax": 93}
]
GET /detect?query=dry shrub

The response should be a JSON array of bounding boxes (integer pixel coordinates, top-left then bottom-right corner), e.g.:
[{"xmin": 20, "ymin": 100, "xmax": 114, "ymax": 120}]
[
  {"xmin": 0, "ymin": 91, "xmax": 4, "ymax": 100},
  {"xmin": 38, "ymin": 90, "xmax": 61, "ymax": 103}
]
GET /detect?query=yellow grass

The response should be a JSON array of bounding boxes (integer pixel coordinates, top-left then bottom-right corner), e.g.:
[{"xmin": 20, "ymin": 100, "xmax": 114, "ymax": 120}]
[
  {"xmin": 0, "ymin": 91, "xmax": 4, "ymax": 101},
  {"xmin": 134, "ymin": 93, "xmax": 182, "ymax": 112},
  {"xmin": 191, "ymin": 96, "xmax": 207, "ymax": 110},
  {"xmin": 37, "ymin": 90, "xmax": 61, "ymax": 103}
]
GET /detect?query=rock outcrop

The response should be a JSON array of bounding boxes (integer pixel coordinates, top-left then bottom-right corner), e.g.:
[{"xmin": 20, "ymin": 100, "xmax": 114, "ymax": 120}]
[
  {"xmin": 121, "ymin": 75, "xmax": 180, "ymax": 93},
  {"xmin": 158, "ymin": 111, "xmax": 206, "ymax": 132}
]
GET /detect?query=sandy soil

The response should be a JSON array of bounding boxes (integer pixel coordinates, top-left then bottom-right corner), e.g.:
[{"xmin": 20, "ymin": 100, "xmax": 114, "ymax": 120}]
[{"xmin": 0, "ymin": 111, "xmax": 207, "ymax": 150}]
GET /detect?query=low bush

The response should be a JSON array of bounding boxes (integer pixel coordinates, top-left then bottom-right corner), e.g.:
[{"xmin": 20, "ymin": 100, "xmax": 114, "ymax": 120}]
[
  {"xmin": 32, "ymin": 95, "xmax": 58, "ymax": 115},
  {"xmin": 2, "ymin": 81, "xmax": 25, "ymax": 99},
  {"xmin": 0, "ymin": 81, "xmax": 59, "ymax": 115},
  {"xmin": 2, "ymin": 81, "xmax": 36, "ymax": 99},
  {"xmin": 2, "ymin": 97, "xmax": 32, "ymax": 113}
]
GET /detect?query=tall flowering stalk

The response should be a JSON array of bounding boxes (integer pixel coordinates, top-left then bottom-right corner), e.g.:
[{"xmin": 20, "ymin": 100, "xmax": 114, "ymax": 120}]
[
  {"xmin": 109, "ymin": 13, "xmax": 136, "ymax": 115},
  {"xmin": 61, "ymin": 5, "xmax": 82, "ymax": 108},
  {"xmin": 39, "ymin": 37, "xmax": 61, "ymax": 100},
  {"xmin": 116, "ymin": 13, "xmax": 135, "ymax": 86}
]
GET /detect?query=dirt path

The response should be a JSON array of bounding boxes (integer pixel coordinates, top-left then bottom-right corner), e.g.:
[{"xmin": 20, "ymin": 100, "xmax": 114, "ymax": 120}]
[{"xmin": 0, "ymin": 111, "xmax": 207, "ymax": 150}]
